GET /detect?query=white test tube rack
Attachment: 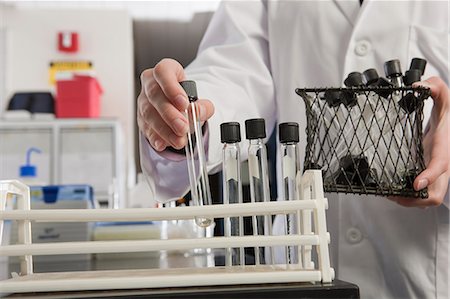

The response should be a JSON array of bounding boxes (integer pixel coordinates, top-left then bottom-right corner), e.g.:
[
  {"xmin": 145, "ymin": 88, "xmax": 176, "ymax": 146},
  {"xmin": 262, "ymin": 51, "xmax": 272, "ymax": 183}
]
[{"xmin": 0, "ymin": 170, "xmax": 334, "ymax": 294}]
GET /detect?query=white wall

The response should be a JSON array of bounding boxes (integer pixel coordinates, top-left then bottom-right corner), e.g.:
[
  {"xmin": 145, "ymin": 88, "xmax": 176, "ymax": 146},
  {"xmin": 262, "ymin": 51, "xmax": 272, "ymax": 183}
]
[
  {"xmin": 0, "ymin": 3, "xmax": 6, "ymax": 111},
  {"xmin": 2, "ymin": 6, "xmax": 135, "ymax": 189},
  {"xmin": 3, "ymin": 1, "xmax": 221, "ymax": 21}
]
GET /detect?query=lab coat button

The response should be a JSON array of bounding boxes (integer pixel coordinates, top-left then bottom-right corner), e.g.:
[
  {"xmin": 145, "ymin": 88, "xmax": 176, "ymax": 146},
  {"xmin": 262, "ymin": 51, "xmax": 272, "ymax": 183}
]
[
  {"xmin": 354, "ymin": 40, "xmax": 371, "ymax": 56},
  {"xmin": 346, "ymin": 227, "xmax": 363, "ymax": 244}
]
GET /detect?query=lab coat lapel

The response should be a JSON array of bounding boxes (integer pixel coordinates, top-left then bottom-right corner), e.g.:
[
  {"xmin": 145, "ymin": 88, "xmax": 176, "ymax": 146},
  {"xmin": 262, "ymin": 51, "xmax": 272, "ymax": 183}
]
[{"xmin": 333, "ymin": 0, "xmax": 362, "ymax": 26}]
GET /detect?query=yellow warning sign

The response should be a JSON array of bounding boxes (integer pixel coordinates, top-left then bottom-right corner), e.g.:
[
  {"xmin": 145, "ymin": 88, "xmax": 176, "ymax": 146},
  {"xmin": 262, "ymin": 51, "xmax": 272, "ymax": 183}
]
[{"xmin": 48, "ymin": 61, "xmax": 93, "ymax": 85}]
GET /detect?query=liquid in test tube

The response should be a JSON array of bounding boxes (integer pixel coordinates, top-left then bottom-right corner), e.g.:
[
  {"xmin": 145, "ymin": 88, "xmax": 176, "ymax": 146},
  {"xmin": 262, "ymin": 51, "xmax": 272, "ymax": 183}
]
[
  {"xmin": 220, "ymin": 122, "xmax": 245, "ymax": 267},
  {"xmin": 180, "ymin": 80, "xmax": 213, "ymax": 228},
  {"xmin": 279, "ymin": 122, "xmax": 300, "ymax": 265},
  {"xmin": 245, "ymin": 118, "xmax": 272, "ymax": 265}
]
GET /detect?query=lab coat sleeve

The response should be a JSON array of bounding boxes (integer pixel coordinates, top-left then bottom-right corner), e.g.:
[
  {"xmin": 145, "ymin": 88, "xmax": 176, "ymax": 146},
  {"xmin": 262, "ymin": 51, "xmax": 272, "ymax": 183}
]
[{"xmin": 140, "ymin": 1, "xmax": 275, "ymax": 203}]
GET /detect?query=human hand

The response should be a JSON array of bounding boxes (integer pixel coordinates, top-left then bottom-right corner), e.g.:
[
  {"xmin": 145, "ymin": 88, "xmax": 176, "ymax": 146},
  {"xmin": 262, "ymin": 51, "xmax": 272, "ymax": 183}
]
[
  {"xmin": 137, "ymin": 58, "xmax": 215, "ymax": 151},
  {"xmin": 393, "ymin": 76, "xmax": 450, "ymax": 207}
]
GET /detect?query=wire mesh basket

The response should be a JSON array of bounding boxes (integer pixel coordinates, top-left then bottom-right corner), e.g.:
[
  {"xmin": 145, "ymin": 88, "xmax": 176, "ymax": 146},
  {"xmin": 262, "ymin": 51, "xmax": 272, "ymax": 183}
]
[{"xmin": 296, "ymin": 86, "xmax": 431, "ymax": 198}]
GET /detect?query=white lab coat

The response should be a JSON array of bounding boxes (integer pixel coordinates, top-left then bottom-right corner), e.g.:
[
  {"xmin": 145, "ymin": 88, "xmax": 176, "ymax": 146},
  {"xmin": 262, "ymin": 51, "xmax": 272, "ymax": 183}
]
[{"xmin": 141, "ymin": 1, "xmax": 449, "ymax": 298}]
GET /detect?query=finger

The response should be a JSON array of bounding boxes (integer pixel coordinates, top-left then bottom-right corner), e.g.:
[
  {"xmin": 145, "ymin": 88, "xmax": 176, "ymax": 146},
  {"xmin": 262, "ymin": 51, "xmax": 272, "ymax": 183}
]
[
  {"xmin": 414, "ymin": 154, "xmax": 448, "ymax": 191},
  {"xmin": 153, "ymin": 58, "xmax": 189, "ymax": 111},
  {"xmin": 141, "ymin": 79, "xmax": 189, "ymax": 137},
  {"xmin": 137, "ymin": 99, "xmax": 169, "ymax": 151},
  {"xmin": 147, "ymin": 129, "xmax": 168, "ymax": 152},
  {"xmin": 393, "ymin": 175, "xmax": 447, "ymax": 208},
  {"xmin": 413, "ymin": 76, "xmax": 449, "ymax": 109},
  {"xmin": 142, "ymin": 102, "xmax": 187, "ymax": 149},
  {"xmin": 196, "ymin": 99, "xmax": 215, "ymax": 122},
  {"xmin": 393, "ymin": 195, "xmax": 441, "ymax": 208}
]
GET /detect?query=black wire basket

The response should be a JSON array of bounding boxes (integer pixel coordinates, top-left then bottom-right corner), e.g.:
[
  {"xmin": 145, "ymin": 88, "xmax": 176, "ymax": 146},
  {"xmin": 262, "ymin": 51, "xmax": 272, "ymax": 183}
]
[{"xmin": 296, "ymin": 86, "xmax": 431, "ymax": 198}]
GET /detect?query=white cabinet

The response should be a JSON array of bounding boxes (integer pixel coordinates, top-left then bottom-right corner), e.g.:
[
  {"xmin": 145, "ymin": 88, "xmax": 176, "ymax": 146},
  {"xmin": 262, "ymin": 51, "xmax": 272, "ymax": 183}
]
[{"xmin": 0, "ymin": 119, "xmax": 125, "ymax": 207}]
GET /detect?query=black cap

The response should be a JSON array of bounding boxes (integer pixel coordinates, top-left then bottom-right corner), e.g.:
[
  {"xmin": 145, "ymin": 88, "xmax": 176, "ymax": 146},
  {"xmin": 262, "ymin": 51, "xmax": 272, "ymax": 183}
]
[
  {"xmin": 384, "ymin": 59, "xmax": 402, "ymax": 78},
  {"xmin": 344, "ymin": 72, "xmax": 364, "ymax": 87},
  {"xmin": 220, "ymin": 122, "xmax": 241, "ymax": 143},
  {"xmin": 403, "ymin": 69, "xmax": 421, "ymax": 86},
  {"xmin": 179, "ymin": 80, "xmax": 198, "ymax": 102},
  {"xmin": 362, "ymin": 68, "xmax": 379, "ymax": 86},
  {"xmin": 409, "ymin": 58, "xmax": 427, "ymax": 75},
  {"xmin": 245, "ymin": 118, "xmax": 266, "ymax": 139},
  {"xmin": 279, "ymin": 122, "xmax": 299, "ymax": 143},
  {"xmin": 324, "ymin": 90, "xmax": 342, "ymax": 107}
]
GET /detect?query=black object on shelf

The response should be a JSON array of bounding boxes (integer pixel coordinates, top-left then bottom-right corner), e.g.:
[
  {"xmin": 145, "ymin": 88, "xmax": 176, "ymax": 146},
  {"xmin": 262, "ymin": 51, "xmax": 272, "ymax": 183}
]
[{"xmin": 7, "ymin": 92, "xmax": 55, "ymax": 114}]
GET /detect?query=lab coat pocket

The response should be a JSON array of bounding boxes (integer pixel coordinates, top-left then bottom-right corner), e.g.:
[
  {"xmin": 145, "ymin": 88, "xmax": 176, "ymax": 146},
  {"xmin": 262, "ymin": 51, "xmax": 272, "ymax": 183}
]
[{"xmin": 408, "ymin": 25, "xmax": 449, "ymax": 83}]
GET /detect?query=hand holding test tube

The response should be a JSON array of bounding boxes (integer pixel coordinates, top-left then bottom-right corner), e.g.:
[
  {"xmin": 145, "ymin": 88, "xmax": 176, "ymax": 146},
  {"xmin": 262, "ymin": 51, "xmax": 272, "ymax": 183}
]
[{"xmin": 180, "ymin": 81, "xmax": 213, "ymax": 228}]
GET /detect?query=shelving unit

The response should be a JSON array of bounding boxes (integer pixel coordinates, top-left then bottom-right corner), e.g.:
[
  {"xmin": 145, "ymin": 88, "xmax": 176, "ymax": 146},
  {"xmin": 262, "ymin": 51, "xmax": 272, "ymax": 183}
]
[{"xmin": 0, "ymin": 119, "xmax": 125, "ymax": 207}]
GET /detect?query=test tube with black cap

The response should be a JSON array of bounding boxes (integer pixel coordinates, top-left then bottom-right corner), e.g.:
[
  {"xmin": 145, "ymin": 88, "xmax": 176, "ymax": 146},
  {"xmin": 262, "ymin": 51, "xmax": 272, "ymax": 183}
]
[
  {"xmin": 383, "ymin": 60, "xmax": 412, "ymax": 184},
  {"xmin": 221, "ymin": 122, "xmax": 244, "ymax": 267},
  {"xmin": 343, "ymin": 71, "xmax": 364, "ymax": 107},
  {"xmin": 279, "ymin": 122, "xmax": 300, "ymax": 265},
  {"xmin": 384, "ymin": 59, "xmax": 404, "ymax": 87},
  {"xmin": 343, "ymin": 71, "xmax": 376, "ymax": 159},
  {"xmin": 409, "ymin": 58, "xmax": 427, "ymax": 77},
  {"xmin": 363, "ymin": 68, "xmax": 393, "ymax": 98},
  {"xmin": 180, "ymin": 80, "xmax": 213, "ymax": 228},
  {"xmin": 245, "ymin": 118, "xmax": 272, "ymax": 265}
]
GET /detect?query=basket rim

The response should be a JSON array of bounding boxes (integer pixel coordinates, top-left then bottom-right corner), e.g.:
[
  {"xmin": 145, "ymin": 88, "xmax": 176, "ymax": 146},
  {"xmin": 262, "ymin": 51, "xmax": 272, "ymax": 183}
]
[{"xmin": 295, "ymin": 86, "xmax": 431, "ymax": 94}]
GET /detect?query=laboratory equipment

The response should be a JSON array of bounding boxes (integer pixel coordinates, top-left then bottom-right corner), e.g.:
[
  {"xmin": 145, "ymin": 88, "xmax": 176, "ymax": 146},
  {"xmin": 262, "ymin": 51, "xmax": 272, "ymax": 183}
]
[
  {"xmin": 279, "ymin": 122, "xmax": 300, "ymax": 265},
  {"xmin": 181, "ymin": 80, "xmax": 213, "ymax": 228},
  {"xmin": 8, "ymin": 185, "xmax": 94, "ymax": 263},
  {"xmin": 0, "ymin": 175, "xmax": 335, "ymax": 294},
  {"xmin": 220, "ymin": 122, "xmax": 244, "ymax": 267},
  {"xmin": 18, "ymin": 148, "xmax": 43, "ymax": 186},
  {"xmin": 384, "ymin": 59, "xmax": 404, "ymax": 88},
  {"xmin": 409, "ymin": 57, "xmax": 427, "ymax": 77},
  {"xmin": 0, "ymin": 119, "xmax": 125, "ymax": 208},
  {"xmin": 362, "ymin": 68, "xmax": 393, "ymax": 98},
  {"xmin": 297, "ymin": 82, "xmax": 430, "ymax": 198},
  {"xmin": 245, "ymin": 118, "xmax": 272, "ymax": 265}
]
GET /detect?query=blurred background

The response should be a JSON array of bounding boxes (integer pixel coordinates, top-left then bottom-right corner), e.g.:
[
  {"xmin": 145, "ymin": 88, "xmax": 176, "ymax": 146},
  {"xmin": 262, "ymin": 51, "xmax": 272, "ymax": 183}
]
[{"xmin": 0, "ymin": 0, "xmax": 220, "ymax": 208}]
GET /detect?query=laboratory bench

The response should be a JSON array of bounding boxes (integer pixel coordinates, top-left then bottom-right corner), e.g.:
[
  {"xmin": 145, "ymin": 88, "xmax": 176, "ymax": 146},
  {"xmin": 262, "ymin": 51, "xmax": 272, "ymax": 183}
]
[
  {"xmin": 2, "ymin": 252, "xmax": 359, "ymax": 298},
  {"xmin": 4, "ymin": 280, "xmax": 359, "ymax": 298}
]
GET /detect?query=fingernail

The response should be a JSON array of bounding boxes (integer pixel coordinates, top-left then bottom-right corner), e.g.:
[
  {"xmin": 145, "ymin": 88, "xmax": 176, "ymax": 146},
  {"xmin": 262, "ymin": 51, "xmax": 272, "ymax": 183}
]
[
  {"xmin": 174, "ymin": 95, "xmax": 188, "ymax": 110},
  {"xmin": 173, "ymin": 118, "xmax": 188, "ymax": 135},
  {"xmin": 417, "ymin": 179, "xmax": 429, "ymax": 190},
  {"xmin": 169, "ymin": 134, "xmax": 184, "ymax": 149},
  {"xmin": 154, "ymin": 139, "xmax": 164, "ymax": 151}
]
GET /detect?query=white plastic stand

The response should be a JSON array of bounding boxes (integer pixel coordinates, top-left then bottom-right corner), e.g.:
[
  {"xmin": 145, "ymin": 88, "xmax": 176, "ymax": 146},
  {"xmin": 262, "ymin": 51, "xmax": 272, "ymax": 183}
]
[{"xmin": 0, "ymin": 172, "xmax": 333, "ymax": 294}]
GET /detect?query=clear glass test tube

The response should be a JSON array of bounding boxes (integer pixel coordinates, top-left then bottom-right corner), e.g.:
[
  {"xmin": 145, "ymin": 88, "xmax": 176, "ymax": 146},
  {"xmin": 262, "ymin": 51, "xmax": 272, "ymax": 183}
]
[
  {"xmin": 279, "ymin": 122, "xmax": 300, "ymax": 266},
  {"xmin": 221, "ymin": 122, "xmax": 245, "ymax": 267},
  {"xmin": 181, "ymin": 80, "xmax": 213, "ymax": 228},
  {"xmin": 245, "ymin": 118, "xmax": 272, "ymax": 265}
]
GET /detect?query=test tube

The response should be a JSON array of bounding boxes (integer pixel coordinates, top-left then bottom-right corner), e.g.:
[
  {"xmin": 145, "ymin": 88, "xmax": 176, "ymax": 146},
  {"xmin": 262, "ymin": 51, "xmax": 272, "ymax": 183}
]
[
  {"xmin": 279, "ymin": 122, "xmax": 299, "ymax": 266},
  {"xmin": 181, "ymin": 80, "xmax": 213, "ymax": 228},
  {"xmin": 245, "ymin": 118, "xmax": 272, "ymax": 265},
  {"xmin": 221, "ymin": 122, "xmax": 245, "ymax": 267},
  {"xmin": 409, "ymin": 58, "xmax": 427, "ymax": 78},
  {"xmin": 384, "ymin": 59, "xmax": 404, "ymax": 88},
  {"xmin": 400, "ymin": 59, "xmax": 427, "ymax": 188},
  {"xmin": 383, "ymin": 60, "xmax": 408, "ymax": 183}
]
